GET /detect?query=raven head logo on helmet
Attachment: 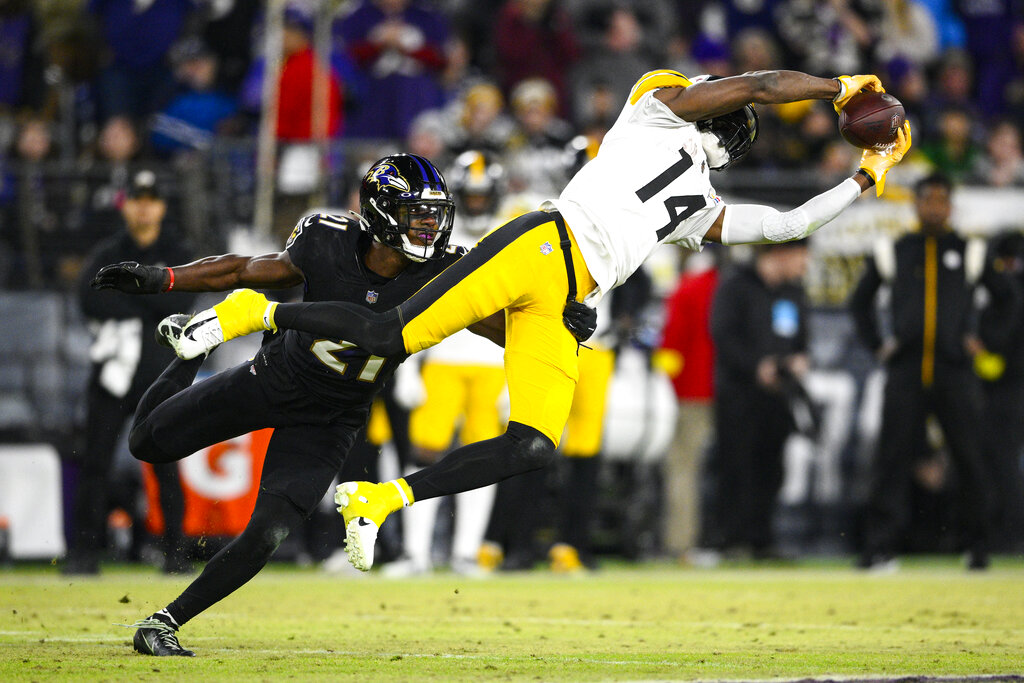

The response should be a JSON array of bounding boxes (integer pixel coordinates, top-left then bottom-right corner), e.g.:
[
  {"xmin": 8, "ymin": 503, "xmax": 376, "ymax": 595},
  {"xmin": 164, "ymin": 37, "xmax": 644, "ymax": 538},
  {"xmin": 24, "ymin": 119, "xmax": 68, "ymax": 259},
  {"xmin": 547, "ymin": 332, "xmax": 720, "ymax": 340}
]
[
  {"xmin": 689, "ymin": 75, "xmax": 760, "ymax": 171},
  {"xmin": 358, "ymin": 153, "xmax": 455, "ymax": 262},
  {"xmin": 367, "ymin": 162, "xmax": 412, "ymax": 192}
]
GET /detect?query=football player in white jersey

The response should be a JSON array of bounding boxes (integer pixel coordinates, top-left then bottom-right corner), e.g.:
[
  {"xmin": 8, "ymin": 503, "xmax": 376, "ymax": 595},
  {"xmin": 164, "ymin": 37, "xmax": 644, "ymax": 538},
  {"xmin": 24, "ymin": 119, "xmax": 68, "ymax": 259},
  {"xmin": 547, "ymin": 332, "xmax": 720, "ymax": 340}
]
[{"xmin": 163, "ymin": 69, "xmax": 912, "ymax": 571}]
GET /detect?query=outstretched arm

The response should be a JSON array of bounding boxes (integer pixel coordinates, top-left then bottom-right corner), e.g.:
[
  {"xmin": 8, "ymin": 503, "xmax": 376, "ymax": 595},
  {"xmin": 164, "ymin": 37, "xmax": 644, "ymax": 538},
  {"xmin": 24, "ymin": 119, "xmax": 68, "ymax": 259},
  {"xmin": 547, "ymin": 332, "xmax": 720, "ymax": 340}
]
[
  {"xmin": 655, "ymin": 71, "xmax": 880, "ymax": 121},
  {"xmin": 704, "ymin": 122, "xmax": 912, "ymax": 245},
  {"xmin": 91, "ymin": 251, "xmax": 305, "ymax": 293}
]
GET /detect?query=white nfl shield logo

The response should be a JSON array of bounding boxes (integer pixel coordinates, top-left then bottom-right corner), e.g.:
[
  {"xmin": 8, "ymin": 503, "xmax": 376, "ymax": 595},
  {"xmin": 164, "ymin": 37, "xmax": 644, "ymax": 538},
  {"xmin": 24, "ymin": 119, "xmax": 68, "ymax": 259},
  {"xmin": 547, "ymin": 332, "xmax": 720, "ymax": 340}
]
[{"xmin": 366, "ymin": 290, "xmax": 379, "ymax": 303}]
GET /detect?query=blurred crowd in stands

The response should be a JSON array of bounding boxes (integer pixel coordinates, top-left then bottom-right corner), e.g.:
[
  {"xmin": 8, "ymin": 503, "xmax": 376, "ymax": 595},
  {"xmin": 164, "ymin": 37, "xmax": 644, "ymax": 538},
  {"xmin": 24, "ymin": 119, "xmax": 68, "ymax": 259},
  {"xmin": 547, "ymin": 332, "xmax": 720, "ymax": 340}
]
[
  {"xmin": 2, "ymin": 0, "xmax": 1024, "ymax": 572},
  {"xmin": 1, "ymin": 0, "xmax": 1023, "ymax": 289}
]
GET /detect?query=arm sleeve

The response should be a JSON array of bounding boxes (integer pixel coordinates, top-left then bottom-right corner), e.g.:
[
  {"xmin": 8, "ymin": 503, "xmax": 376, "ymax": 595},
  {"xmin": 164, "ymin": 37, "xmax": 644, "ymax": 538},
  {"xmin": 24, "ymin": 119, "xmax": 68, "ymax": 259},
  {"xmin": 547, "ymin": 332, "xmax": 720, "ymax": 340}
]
[
  {"xmin": 720, "ymin": 178, "xmax": 862, "ymax": 245},
  {"xmin": 848, "ymin": 258, "xmax": 884, "ymax": 353}
]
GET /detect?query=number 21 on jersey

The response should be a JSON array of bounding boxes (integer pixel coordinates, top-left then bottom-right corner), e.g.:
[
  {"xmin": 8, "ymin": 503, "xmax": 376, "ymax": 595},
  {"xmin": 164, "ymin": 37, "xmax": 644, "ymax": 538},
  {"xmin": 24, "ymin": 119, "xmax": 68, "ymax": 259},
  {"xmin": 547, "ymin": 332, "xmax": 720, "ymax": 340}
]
[{"xmin": 311, "ymin": 340, "xmax": 385, "ymax": 382}]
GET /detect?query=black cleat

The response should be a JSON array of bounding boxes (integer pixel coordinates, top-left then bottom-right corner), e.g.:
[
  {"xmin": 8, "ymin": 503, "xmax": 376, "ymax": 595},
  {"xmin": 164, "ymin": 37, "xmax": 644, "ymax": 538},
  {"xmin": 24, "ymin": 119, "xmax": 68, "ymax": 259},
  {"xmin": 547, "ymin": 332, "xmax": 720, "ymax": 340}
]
[
  {"xmin": 130, "ymin": 617, "xmax": 195, "ymax": 656},
  {"xmin": 155, "ymin": 314, "xmax": 190, "ymax": 349}
]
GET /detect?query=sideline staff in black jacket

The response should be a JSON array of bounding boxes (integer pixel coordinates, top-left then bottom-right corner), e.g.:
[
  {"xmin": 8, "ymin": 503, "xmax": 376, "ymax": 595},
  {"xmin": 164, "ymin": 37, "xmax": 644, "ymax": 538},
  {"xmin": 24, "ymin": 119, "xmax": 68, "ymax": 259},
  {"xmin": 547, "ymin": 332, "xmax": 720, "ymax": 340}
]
[
  {"xmin": 65, "ymin": 170, "xmax": 196, "ymax": 575},
  {"xmin": 709, "ymin": 240, "xmax": 810, "ymax": 558},
  {"xmin": 849, "ymin": 172, "xmax": 1021, "ymax": 571}
]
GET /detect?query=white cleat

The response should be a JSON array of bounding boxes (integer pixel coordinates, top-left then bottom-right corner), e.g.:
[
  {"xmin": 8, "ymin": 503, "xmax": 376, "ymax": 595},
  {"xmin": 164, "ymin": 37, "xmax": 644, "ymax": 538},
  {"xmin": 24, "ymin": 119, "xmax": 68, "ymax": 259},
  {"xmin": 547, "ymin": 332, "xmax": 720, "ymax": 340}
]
[
  {"xmin": 159, "ymin": 309, "xmax": 225, "ymax": 360},
  {"xmin": 334, "ymin": 481, "xmax": 389, "ymax": 572},
  {"xmin": 343, "ymin": 517, "xmax": 378, "ymax": 572}
]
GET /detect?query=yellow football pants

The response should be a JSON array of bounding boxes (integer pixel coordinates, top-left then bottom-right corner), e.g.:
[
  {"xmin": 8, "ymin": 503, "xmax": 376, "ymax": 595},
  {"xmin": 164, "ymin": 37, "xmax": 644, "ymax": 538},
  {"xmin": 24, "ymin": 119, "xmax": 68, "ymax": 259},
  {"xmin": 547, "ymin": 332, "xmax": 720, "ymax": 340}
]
[
  {"xmin": 560, "ymin": 345, "xmax": 615, "ymax": 457},
  {"xmin": 409, "ymin": 363, "xmax": 507, "ymax": 452},
  {"xmin": 400, "ymin": 211, "xmax": 597, "ymax": 446}
]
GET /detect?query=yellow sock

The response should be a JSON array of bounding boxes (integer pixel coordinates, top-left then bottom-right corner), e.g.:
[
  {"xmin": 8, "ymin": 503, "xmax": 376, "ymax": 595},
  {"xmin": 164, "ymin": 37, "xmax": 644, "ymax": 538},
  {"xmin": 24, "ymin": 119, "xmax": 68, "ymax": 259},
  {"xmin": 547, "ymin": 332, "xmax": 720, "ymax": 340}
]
[{"xmin": 383, "ymin": 478, "xmax": 415, "ymax": 512}]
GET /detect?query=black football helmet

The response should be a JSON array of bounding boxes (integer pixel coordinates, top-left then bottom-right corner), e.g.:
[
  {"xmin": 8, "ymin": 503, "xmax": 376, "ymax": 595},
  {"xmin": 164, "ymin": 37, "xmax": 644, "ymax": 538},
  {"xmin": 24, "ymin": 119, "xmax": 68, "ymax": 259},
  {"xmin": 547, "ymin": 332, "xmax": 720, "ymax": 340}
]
[
  {"xmin": 691, "ymin": 75, "xmax": 759, "ymax": 171},
  {"xmin": 358, "ymin": 153, "xmax": 455, "ymax": 262},
  {"xmin": 447, "ymin": 150, "xmax": 506, "ymax": 236}
]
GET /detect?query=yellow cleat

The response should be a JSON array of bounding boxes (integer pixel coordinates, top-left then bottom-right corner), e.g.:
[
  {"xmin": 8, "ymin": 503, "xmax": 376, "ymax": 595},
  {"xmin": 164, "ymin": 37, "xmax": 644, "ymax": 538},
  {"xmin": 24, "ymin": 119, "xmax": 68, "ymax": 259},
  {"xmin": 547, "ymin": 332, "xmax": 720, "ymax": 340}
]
[
  {"xmin": 476, "ymin": 541, "xmax": 504, "ymax": 573},
  {"xmin": 549, "ymin": 543, "xmax": 586, "ymax": 575},
  {"xmin": 334, "ymin": 480, "xmax": 412, "ymax": 571}
]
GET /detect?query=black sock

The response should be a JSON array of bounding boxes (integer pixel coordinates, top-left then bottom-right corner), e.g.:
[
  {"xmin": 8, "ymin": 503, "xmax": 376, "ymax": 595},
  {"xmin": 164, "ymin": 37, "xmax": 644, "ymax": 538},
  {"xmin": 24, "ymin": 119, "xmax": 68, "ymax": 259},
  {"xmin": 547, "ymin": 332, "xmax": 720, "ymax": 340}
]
[
  {"xmin": 406, "ymin": 423, "xmax": 554, "ymax": 501},
  {"xmin": 163, "ymin": 493, "xmax": 303, "ymax": 627}
]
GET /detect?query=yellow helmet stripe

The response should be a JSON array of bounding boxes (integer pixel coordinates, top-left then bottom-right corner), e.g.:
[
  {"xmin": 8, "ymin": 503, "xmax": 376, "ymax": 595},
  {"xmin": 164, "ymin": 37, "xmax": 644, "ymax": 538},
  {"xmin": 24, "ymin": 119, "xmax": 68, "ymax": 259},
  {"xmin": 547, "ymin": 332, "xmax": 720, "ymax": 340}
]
[
  {"xmin": 469, "ymin": 152, "xmax": 486, "ymax": 183},
  {"xmin": 629, "ymin": 70, "xmax": 692, "ymax": 105}
]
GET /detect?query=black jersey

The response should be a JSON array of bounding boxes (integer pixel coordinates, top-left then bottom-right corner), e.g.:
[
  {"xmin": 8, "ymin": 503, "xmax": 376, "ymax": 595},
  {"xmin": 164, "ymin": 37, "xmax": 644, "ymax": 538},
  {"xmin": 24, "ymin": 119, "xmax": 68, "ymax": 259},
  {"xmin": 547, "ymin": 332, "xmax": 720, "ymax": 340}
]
[{"xmin": 255, "ymin": 212, "xmax": 465, "ymax": 413}]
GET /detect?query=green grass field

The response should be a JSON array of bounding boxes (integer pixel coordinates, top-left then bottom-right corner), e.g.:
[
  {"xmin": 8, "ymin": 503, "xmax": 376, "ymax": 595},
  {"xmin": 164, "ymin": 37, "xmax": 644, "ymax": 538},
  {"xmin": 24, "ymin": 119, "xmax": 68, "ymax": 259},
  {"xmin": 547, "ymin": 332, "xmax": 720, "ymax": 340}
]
[{"xmin": 2, "ymin": 558, "xmax": 1023, "ymax": 681}]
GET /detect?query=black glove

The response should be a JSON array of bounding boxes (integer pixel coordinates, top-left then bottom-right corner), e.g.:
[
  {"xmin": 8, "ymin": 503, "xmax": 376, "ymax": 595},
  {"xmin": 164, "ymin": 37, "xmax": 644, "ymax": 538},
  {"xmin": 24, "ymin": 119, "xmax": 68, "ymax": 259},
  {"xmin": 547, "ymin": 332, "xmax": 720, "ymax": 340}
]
[
  {"xmin": 90, "ymin": 261, "xmax": 169, "ymax": 294},
  {"xmin": 562, "ymin": 299, "xmax": 598, "ymax": 343}
]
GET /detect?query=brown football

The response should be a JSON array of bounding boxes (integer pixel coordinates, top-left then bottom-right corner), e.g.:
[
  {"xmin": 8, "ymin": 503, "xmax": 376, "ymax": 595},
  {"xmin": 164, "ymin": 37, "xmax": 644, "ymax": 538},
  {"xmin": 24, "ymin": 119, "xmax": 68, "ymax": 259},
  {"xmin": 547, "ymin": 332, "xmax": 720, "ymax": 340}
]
[{"xmin": 838, "ymin": 91, "xmax": 906, "ymax": 149}]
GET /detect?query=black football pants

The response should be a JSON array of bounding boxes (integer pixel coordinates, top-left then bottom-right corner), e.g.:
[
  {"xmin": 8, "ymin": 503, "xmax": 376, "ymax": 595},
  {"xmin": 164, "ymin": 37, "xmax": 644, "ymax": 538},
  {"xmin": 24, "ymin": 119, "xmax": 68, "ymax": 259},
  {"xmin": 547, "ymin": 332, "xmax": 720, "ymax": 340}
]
[
  {"xmin": 863, "ymin": 362, "xmax": 992, "ymax": 556},
  {"xmin": 68, "ymin": 375, "xmax": 184, "ymax": 564},
  {"xmin": 130, "ymin": 357, "xmax": 361, "ymax": 627}
]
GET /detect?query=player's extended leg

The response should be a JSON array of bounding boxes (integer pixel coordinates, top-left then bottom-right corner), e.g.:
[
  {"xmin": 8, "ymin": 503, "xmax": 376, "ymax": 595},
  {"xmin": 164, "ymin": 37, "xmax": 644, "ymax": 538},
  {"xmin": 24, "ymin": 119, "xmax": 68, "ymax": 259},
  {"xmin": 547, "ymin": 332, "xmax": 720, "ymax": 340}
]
[
  {"xmin": 128, "ymin": 361, "xmax": 279, "ymax": 465},
  {"xmin": 131, "ymin": 421, "xmax": 357, "ymax": 656},
  {"xmin": 337, "ymin": 219, "xmax": 597, "ymax": 570}
]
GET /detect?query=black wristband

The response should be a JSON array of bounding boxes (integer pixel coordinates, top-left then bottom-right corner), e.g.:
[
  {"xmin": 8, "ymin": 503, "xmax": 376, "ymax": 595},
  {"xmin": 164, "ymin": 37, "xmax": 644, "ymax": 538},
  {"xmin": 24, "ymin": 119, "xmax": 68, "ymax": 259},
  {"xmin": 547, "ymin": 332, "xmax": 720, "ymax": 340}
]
[{"xmin": 856, "ymin": 168, "xmax": 875, "ymax": 186}]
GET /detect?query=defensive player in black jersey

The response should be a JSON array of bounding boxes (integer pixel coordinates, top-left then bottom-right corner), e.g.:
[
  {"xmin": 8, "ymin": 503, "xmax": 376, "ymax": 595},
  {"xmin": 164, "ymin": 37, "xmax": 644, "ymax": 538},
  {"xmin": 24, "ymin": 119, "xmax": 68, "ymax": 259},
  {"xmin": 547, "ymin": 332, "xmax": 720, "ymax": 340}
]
[{"xmin": 89, "ymin": 154, "xmax": 589, "ymax": 657}]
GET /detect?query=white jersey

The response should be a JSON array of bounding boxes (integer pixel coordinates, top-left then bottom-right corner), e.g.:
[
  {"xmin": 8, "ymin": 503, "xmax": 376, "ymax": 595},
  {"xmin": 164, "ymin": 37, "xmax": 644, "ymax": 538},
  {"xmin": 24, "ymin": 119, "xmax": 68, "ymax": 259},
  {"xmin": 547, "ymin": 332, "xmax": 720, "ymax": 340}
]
[
  {"xmin": 543, "ymin": 70, "xmax": 724, "ymax": 301},
  {"xmin": 424, "ymin": 217, "xmax": 505, "ymax": 367}
]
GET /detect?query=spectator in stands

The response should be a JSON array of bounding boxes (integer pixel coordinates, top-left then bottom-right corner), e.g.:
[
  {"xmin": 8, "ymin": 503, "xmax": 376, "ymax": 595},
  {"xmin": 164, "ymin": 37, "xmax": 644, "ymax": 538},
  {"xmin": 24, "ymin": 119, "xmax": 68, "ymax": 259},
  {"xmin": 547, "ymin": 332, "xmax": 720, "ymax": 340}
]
[
  {"xmin": 336, "ymin": 0, "xmax": 449, "ymax": 140},
  {"xmin": 151, "ymin": 37, "xmax": 240, "ymax": 158},
  {"xmin": 775, "ymin": 0, "xmax": 881, "ymax": 76},
  {"xmin": 970, "ymin": 120, "xmax": 1024, "ymax": 187},
  {"xmin": 444, "ymin": 81, "xmax": 515, "ymax": 156},
  {"xmin": 849, "ymin": 172, "xmax": 1020, "ymax": 571},
  {"xmin": 65, "ymin": 169, "xmax": 196, "ymax": 575},
  {"xmin": 874, "ymin": 0, "xmax": 940, "ymax": 68},
  {"xmin": 570, "ymin": 5, "xmax": 656, "ymax": 128},
  {"xmin": 954, "ymin": 0, "xmax": 1021, "ymax": 118},
  {"xmin": 8, "ymin": 117, "xmax": 57, "ymax": 288},
  {"xmin": 404, "ymin": 110, "xmax": 450, "ymax": 166},
  {"xmin": 569, "ymin": 0, "xmax": 675, "ymax": 65},
  {"xmin": 920, "ymin": 50, "xmax": 981, "ymax": 140},
  {"xmin": 88, "ymin": 0, "xmax": 195, "ymax": 122},
  {"xmin": 77, "ymin": 117, "xmax": 146, "ymax": 258},
  {"xmin": 504, "ymin": 78, "xmax": 575, "ymax": 196},
  {"xmin": 709, "ymin": 240, "xmax": 810, "ymax": 560},
  {"xmin": 656, "ymin": 249, "xmax": 720, "ymax": 561},
  {"xmin": 239, "ymin": 8, "xmax": 344, "ymax": 141},
  {"xmin": 198, "ymin": 0, "xmax": 260, "ymax": 94},
  {"xmin": 731, "ymin": 28, "xmax": 783, "ymax": 74},
  {"xmin": 494, "ymin": 0, "xmax": 580, "ymax": 119},
  {"xmin": 0, "ymin": 0, "xmax": 44, "ymax": 113},
  {"xmin": 918, "ymin": 107, "xmax": 983, "ymax": 181}
]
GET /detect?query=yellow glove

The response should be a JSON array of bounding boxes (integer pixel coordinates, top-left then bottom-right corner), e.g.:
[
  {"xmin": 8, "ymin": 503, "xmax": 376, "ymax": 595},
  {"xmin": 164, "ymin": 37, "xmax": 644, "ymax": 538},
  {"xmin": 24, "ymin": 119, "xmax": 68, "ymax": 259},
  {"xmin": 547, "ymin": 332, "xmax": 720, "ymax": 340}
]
[
  {"xmin": 833, "ymin": 74, "xmax": 884, "ymax": 113},
  {"xmin": 212, "ymin": 288, "xmax": 278, "ymax": 341},
  {"xmin": 858, "ymin": 121, "xmax": 912, "ymax": 196}
]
